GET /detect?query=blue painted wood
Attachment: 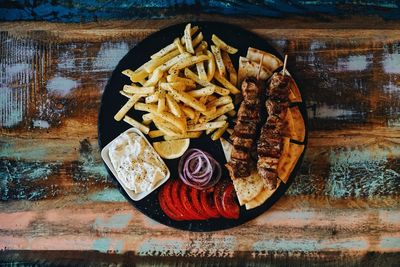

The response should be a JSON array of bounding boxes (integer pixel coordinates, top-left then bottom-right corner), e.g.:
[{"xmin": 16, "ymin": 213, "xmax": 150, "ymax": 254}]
[{"xmin": 0, "ymin": 0, "xmax": 399, "ymax": 22}]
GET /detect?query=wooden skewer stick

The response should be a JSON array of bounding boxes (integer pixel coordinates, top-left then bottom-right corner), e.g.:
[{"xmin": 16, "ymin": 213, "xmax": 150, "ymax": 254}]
[
  {"xmin": 256, "ymin": 54, "xmax": 264, "ymax": 80},
  {"xmin": 282, "ymin": 54, "xmax": 288, "ymax": 76}
]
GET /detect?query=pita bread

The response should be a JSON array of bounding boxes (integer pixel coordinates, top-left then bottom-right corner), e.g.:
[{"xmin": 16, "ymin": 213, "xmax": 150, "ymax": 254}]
[
  {"xmin": 282, "ymin": 108, "xmax": 296, "ymax": 140},
  {"xmin": 290, "ymin": 106, "xmax": 305, "ymax": 143},
  {"xmin": 245, "ymin": 180, "xmax": 281, "ymax": 210},
  {"xmin": 246, "ymin": 47, "xmax": 283, "ymax": 73},
  {"xmin": 288, "ymin": 77, "xmax": 302, "ymax": 103},
  {"xmin": 232, "ymin": 170, "xmax": 264, "ymax": 206},
  {"xmin": 238, "ymin": 56, "xmax": 271, "ymax": 86},
  {"xmin": 278, "ymin": 141, "xmax": 304, "ymax": 183},
  {"xmin": 220, "ymin": 137, "xmax": 233, "ymax": 162}
]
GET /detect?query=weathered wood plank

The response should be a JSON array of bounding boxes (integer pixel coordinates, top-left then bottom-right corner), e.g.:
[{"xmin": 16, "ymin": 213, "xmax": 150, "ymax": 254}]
[
  {"xmin": 0, "ymin": 20, "xmax": 399, "ymax": 256},
  {"xmin": 0, "ymin": 196, "xmax": 399, "ymax": 254}
]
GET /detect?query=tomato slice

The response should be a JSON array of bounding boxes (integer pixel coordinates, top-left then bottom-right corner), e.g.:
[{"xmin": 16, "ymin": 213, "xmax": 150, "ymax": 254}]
[
  {"xmin": 162, "ymin": 181, "xmax": 186, "ymax": 220},
  {"xmin": 158, "ymin": 185, "xmax": 183, "ymax": 221},
  {"xmin": 214, "ymin": 181, "xmax": 234, "ymax": 219},
  {"xmin": 170, "ymin": 179, "xmax": 191, "ymax": 220},
  {"xmin": 190, "ymin": 187, "xmax": 210, "ymax": 220},
  {"xmin": 221, "ymin": 183, "xmax": 240, "ymax": 219},
  {"xmin": 179, "ymin": 183, "xmax": 207, "ymax": 220},
  {"xmin": 200, "ymin": 189, "xmax": 220, "ymax": 218}
]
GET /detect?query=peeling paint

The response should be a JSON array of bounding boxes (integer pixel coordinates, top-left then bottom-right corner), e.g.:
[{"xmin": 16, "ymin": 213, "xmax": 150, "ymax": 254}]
[
  {"xmin": 93, "ymin": 42, "xmax": 130, "ymax": 71},
  {"xmin": 253, "ymin": 239, "xmax": 318, "ymax": 252},
  {"xmin": 92, "ymin": 238, "xmax": 111, "ymax": 253},
  {"xmin": 94, "ymin": 213, "xmax": 132, "ymax": 230},
  {"xmin": 321, "ymin": 239, "xmax": 368, "ymax": 250},
  {"xmin": 32, "ymin": 119, "xmax": 50, "ymax": 128},
  {"xmin": 46, "ymin": 76, "xmax": 78, "ymax": 96},
  {"xmin": 337, "ymin": 54, "xmax": 372, "ymax": 72},
  {"xmin": 310, "ymin": 103, "xmax": 357, "ymax": 118},
  {"xmin": 383, "ymin": 53, "xmax": 400, "ymax": 74},
  {"xmin": 88, "ymin": 188, "xmax": 127, "ymax": 202},
  {"xmin": 379, "ymin": 236, "xmax": 400, "ymax": 250}
]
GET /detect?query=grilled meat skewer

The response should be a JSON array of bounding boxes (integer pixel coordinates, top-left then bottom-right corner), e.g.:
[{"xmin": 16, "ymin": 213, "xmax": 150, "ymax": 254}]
[
  {"xmin": 257, "ymin": 72, "xmax": 290, "ymax": 189},
  {"xmin": 226, "ymin": 77, "xmax": 263, "ymax": 179}
]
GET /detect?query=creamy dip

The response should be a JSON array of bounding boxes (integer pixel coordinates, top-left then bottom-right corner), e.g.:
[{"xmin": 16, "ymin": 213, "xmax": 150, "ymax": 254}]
[{"xmin": 108, "ymin": 131, "xmax": 167, "ymax": 193}]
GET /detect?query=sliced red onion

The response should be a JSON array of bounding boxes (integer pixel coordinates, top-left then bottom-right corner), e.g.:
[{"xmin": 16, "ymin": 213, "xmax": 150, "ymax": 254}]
[{"xmin": 178, "ymin": 149, "xmax": 222, "ymax": 190}]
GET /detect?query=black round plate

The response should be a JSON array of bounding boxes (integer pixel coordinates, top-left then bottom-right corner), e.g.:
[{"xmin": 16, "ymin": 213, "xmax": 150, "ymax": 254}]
[{"xmin": 98, "ymin": 22, "xmax": 308, "ymax": 232}]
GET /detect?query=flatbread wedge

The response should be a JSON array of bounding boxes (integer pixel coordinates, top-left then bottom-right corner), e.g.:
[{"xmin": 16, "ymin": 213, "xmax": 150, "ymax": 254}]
[
  {"xmin": 245, "ymin": 180, "xmax": 281, "ymax": 210},
  {"xmin": 232, "ymin": 170, "xmax": 265, "ymax": 206},
  {"xmin": 238, "ymin": 56, "xmax": 271, "ymax": 87},
  {"xmin": 290, "ymin": 106, "xmax": 305, "ymax": 143},
  {"xmin": 246, "ymin": 47, "xmax": 283, "ymax": 72},
  {"xmin": 278, "ymin": 140, "xmax": 304, "ymax": 183},
  {"xmin": 288, "ymin": 75, "xmax": 302, "ymax": 102}
]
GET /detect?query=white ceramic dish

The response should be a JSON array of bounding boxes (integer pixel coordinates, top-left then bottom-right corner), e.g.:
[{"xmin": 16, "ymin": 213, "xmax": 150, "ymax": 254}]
[{"xmin": 101, "ymin": 127, "xmax": 170, "ymax": 201}]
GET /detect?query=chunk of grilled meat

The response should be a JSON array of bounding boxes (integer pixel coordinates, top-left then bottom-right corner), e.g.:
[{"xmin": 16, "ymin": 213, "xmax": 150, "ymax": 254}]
[
  {"xmin": 226, "ymin": 77, "xmax": 262, "ymax": 179},
  {"xmin": 257, "ymin": 73, "xmax": 290, "ymax": 189}
]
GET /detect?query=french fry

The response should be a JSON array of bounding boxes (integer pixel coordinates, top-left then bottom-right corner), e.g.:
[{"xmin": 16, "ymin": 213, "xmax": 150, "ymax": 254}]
[
  {"xmin": 202, "ymin": 106, "xmax": 216, "ymax": 117},
  {"xmin": 145, "ymin": 92, "xmax": 160, "ymax": 103},
  {"xmin": 144, "ymin": 49, "xmax": 180, "ymax": 73},
  {"xmin": 120, "ymin": 90, "xmax": 133, "ymax": 98},
  {"xmin": 144, "ymin": 68, "xmax": 164, "ymax": 87},
  {"xmin": 166, "ymin": 93, "xmax": 182, "ymax": 117},
  {"xmin": 166, "ymin": 75, "xmax": 196, "ymax": 88},
  {"xmin": 142, "ymin": 113, "xmax": 153, "ymax": 125},
  {"xmin": 194, "ymin": 41, "xmax": 208, "ymax": 53},
  {"xmin": 191, "ymin": 96, "xmax": 207, "ymax": 124},
  {"xmin": 211, "ymin": 122, "xmax": 228, "ymax": 140},
  {"xmin": 135, "ymin": 102, "xmax": 186, "ymax": 133},
  {"xmin": 211, "ymin": 34, "xmax": 238, "ymax": 54},
  {"xmin": 168, "ymin": 54, "xmax": 209, "ymax": 74},
  {"xmin": 184, "ymin": 68, "xmax": 229, "ymax": 96},
  {"xmin": 196, "ymin": 51, "xmax": 208, "ymax": 81},
  {"xmin": 162, "ymin": 82, "xmax": 187, "ymax": 91},
  {"xmin": 163, "ymin": 83, "xmax": 206, "ymax": 112},
  {"xmin": 164, "ymin": 131, "xmax": 202, "ymax": 140},
  {"xmin": 200, "ymin": 103, "xmax": 234, "ymax": 123},
  {"xmin": 184, "ymin": 23, "xmax": 194, "ymax": 54},
  {"xmin": 206, "ymin": 115, "xmax": 228, "ymax": 134},
  {"xmin": 152, "ymin": 116, "xmax": 181, "ymax": 136},
  {"xmin": 122, "ymin": 69, "xmax": 148, "ymax": 83},
  {"xmin": 206, "ymin": 95, "xmax": 232, "ymax": 109},
  {"xmin": 192, "ymin": 32, "xmax": 204, "ymax": 48},
  {"xmin": 188, "ymin": 121, "xmax": 226, "ymax": 131},
  {"xmin": 157, "ymin": 91, "xmax": 166, "ymax": 113},
  {"xmin": 148, "ymin": 130, "xmax": 164, "ymax": 138},
  {"xmin": 158, "ymin": 52, "xmax": 191, "ymax": 72},
  {"xmin": 211, "ymin": 45, "xmax": 226, "ymax": 77},
  {"xmin": 181, "ymin": 106, "xmax": 196, "ymax": 120},
  {"xmin": 206, "ymin": 50, "xmax": 216, "ymax": 81},
  {"xmin": 206, "ymin": 95, "xmax": 218, "ymax": 103},
  {"xmin": 187, "ymin": 86, "xmax": 215, "ymax": 98},
  {"xmin": 123, "ymin": 115, "xmax": 150, "ymax": 134},
  {"xmin": 214, "ymin": 71, "xmax": 240, "ymax": 94},
  {"xmin": 222, "ymin": 51, "xmax": 238, "ymax": 86},
  {"xmin": 114, "ymin": 94, "xmax": 143, "ymax": 121},
  {"xmin": 123, "ymin": 85, "xmax": 155, "ymax": 95},
  {"xmin": 174, "ymin": 37, "xmax": 185, "ymax": 54}
]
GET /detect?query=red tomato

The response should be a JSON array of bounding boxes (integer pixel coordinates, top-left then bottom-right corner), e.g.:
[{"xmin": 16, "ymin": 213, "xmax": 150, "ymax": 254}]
[
  {"xmin": 221, "ymin": 184, "xmax": 240, "ymax": 219},
  {"xmin": 158, "ymin": 185, "xmax": 183, "ymax": 221},
  {"xmin": 190, "ymin": 187, "xmax": 210, "ymax": 220},
  {"xmin": 170, "ymin": 179, "xmax": 191, "ymax": 220},
  {"xmin": 200, "ymin": 189, "xmax": 220, "ymax": 218},
  {"xmin": 214, "ymin": 181, "xmax": 234, "ymax": 219},
  {"xmin": 161, "ymin": 181, "xmax": 185, "ymax": 220},
  {"xmin": 179, "ymin": 183, "xmax": 207, "ymax": 220}
]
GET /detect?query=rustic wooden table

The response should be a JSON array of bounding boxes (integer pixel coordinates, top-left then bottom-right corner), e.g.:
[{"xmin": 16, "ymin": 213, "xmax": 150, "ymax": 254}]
[{"xmin": 1, "ymin": 16, "xmax": 399, "ymax": 266}]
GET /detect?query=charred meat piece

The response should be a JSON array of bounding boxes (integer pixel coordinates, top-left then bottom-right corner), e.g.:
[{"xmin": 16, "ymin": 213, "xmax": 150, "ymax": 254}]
[
  {"xmin": 238, "ymin": 101, "xmax": 261, "ymax": 122},
  {"xmin": 257, "ymin": 157, "xmax": 279, "ymax": 170},
  {"xmin": 268, "ymin": 73, "xmax": 290, "ymax": 101},
  {"xmin": 266, "ymin": 99, "xmax": 288, "ymax": 118},
  {"xmin": 232, "ymin": 121, "xmax": 258, "ymax": 139},
  {"xmin": 257, "ymin": 137, "xmax": 282, "ymax": 158},
  {"xmin": 226, "ymin": 158, "xmax": 251, "ymax": 178},
  {"xmin": 231, "ymin": 147, "xmax": 250, "ymax": 161},
  {"xmin": 232, "ymin": 136, "xmax": 253, "ymax": 150}
]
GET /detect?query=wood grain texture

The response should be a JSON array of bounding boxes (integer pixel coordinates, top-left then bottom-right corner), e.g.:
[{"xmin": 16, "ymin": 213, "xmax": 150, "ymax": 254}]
[{"xmin": 0, "ymin": 18, "xmax": 399, "ymax": 262}]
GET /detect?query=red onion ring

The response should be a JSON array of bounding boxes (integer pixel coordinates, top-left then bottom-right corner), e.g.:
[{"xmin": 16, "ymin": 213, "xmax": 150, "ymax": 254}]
[{"xmin": 178, "ymin": 149, "xmax": 222, "ymax": 190}]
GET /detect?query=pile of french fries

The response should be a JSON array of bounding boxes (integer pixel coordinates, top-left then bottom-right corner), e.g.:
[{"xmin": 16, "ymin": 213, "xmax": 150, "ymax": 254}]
[{"xmin": 114, "ymin": 23, "xmax": 240, "ymax": 141}]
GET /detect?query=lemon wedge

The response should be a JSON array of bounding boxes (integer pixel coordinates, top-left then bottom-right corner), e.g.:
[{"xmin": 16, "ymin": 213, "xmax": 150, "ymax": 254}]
[{"xmin": 153, "ymin": 139, "xmax": 190, "ymax": 159}]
